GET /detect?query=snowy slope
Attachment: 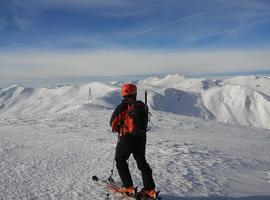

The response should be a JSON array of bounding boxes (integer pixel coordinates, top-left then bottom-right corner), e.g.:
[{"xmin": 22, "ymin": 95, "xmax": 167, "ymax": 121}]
[
  {"xmin": 0, "ymin": 83, "xmax": 119, "ymax": 114},
  {"xmin": 224, "ymin": 75, "xmax": 270, "ymax": 96},
  {"xmin": 0, "ymin": 74, "xmax": 270, "ymax": 129},
  {"xmin": 138, "ymin": 73, "xmax": 221, "ymax": 92},
  {"xmin": 201, "ymin": 85, "xmax": 270, "ymax": 129},
  {"xmin": 0, "ymin": 109, "xmax": 270, "ymax": 200}
]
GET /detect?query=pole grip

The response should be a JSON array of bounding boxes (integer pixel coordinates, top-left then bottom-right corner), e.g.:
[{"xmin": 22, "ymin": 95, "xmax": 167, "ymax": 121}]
[{"xmin": 145, "ymin": 90, "xmax": 147, "ymax": 105}]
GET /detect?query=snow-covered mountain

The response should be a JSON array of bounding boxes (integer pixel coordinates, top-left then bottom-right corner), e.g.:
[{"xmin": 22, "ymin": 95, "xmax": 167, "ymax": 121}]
[{"xmin": 1, "ymin": 74, "xmax": 270, "ymax": 129}]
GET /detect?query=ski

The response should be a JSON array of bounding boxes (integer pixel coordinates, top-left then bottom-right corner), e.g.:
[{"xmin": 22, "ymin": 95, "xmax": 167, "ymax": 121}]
[
  {"xmin": 92, "ymin": 175, "xmax": 161, "ymax": 200},
  {"xmin": 92, "ymin": 175, "xmax": 137, "ymax": 200}
]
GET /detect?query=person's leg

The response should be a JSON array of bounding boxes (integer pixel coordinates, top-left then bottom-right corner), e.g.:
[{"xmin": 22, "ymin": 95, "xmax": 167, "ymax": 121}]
[
  {"xmin": 132, "ymin": 135, "xmax": 155, "ymax": 190},
  {"xmin": 115, "ymin": 135, "xmax": 133, "ymax": 187}
]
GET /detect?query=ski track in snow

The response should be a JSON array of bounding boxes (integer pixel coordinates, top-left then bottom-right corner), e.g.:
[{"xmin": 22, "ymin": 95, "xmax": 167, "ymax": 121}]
[{"xmin": 1, "ymin": 109, "xmax": 270, "ymax": 200}]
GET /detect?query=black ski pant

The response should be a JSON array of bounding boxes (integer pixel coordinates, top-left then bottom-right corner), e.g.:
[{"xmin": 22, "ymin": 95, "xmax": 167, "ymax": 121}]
[{"xmin": 115, "ymin": 134, "xmax": 155, "ymax": 190}]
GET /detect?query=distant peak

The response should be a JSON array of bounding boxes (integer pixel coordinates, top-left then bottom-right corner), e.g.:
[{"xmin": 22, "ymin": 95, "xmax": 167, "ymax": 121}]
[
  {"xmin": 3, "ymin": 84, "xmax": 24, "ymax": 91},
  {"xmin": 165, "ymin": 73, "xmax": 185, "ymax": 78}
]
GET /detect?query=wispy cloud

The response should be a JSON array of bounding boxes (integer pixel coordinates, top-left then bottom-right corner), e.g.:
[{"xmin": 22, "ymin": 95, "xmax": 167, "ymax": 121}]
[
  {"xmin": 129, "ymin": 5, "xmax": 227, "ymax": 38},
  {"xmin": 12, "ymin": 0, "xmax": 150, "ymax": 18},
  {"xmin": 128, "ymin": 1, "xmax": 270, "ymax": 44},
  {"xmin": 191, "ymin": 17, "xmax": 270, "ymax": 43},
  {"xmin": 9, "ymin": 0, "xmax": 153, "ymax": 34},
  {"xmin": 1, "ymin": 0, "xmax": 269, "ymax": 51}
]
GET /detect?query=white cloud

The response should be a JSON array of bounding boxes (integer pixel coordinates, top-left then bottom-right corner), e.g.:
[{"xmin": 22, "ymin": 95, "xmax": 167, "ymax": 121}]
[{"xmin": 0, "ymin": 49, "xmax": 269, "ymax": 79}]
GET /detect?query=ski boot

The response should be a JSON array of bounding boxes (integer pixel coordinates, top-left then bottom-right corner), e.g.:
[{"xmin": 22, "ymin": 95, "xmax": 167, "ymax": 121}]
[
  {"xmin": 119, "ymin": 186, "xmax": 136, "ymax": 196},
  {"xmin": 138, "ymin": 188, "xmax": 160, "ymax": 199}
]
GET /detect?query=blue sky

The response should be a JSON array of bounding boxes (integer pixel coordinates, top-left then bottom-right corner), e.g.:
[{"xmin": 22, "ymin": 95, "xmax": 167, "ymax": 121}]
[{"xmin": 0, "ymin": 0, "xmax": 270, "ymax": 80}]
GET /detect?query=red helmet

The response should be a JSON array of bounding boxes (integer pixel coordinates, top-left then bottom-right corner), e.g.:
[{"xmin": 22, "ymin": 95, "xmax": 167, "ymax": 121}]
[{"xmin": 121, "ymin": 84, "xmax": 137, "ymax": 96}]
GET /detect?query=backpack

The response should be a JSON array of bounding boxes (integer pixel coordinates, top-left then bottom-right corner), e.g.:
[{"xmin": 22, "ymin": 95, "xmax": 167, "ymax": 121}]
[{"xmin": 121, "ymin": 100, "xmax": 149, "ymax": 136}]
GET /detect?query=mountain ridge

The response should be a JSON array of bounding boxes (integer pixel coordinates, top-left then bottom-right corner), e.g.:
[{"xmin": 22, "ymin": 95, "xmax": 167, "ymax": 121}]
[{"xmin": 1, "ymin": 74, "xmax": 270, "ymax": 129}]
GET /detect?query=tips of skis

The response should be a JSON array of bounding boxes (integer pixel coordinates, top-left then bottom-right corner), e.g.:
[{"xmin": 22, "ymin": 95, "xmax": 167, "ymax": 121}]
[{"xmin": 92, "ymin": 175, "xmax": 99, "ymax": 181}]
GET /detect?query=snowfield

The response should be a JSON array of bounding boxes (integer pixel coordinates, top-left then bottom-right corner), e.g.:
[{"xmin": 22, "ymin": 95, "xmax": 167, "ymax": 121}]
[{"xmin": 0, "ymin": 74, "xmax": 270, "ymax": 200}]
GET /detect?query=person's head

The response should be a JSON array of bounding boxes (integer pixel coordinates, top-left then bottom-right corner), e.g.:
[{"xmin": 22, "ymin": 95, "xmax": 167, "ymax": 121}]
[{"xmin": 121, "ymin": 83, "xmax": 137, "ymax": 101}]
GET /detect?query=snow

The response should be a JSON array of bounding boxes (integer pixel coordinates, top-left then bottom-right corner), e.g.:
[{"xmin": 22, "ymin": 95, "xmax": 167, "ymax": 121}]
[
  {"xmin": 1, "ymin": 74, "xmax": 270, "ymax": 199},
  {"xmin": 201, "ymin": 85, "xmax": 270, "ymax": 129},
  {"xmin": 224, "ymin": 76, "xmax": 270, "ymax": 96}
]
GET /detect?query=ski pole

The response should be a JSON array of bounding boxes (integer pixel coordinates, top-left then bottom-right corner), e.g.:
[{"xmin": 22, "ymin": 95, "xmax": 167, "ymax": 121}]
[
  {"xmin": 108, "ymin": 133, "xmax": 120, "ymax": 183},
  {"xmin": 145, "ymin": 90, "xmax": 147, "ymax": 106}
]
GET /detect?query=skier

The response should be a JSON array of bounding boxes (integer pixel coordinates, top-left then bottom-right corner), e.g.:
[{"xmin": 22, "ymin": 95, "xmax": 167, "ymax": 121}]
[{"xmin": 110, "ymin": 83, "xmax": 157, "ymax": 199}]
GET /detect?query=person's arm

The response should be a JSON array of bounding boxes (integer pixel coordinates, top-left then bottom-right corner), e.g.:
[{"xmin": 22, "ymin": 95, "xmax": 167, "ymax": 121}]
[{"xmin": 110, "ymin": 104, "xmax": 122, "ymax": 133}]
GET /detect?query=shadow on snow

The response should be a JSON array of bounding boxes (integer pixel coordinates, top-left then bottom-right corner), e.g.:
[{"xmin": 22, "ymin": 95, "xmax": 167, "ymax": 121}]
[{"xmin": 161, "ymin": 195, "xmax": 270, "ymax": 200}]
